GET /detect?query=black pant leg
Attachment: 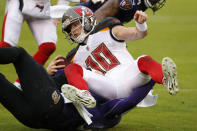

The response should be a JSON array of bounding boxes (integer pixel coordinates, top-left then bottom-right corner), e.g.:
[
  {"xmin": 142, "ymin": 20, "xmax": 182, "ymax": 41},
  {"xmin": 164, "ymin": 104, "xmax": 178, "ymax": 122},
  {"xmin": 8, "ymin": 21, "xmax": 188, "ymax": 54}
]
[
  {"xmin": 0, "ymin": 73, "xmax": 38, "ymax": 127},
  {"xmin": 13, "ymin": 47, "xmax": 64, "ymax": 118},
  {"xmin": 0, "ymin": 47, "xmax": 23, "ymax": 64},
  {"xmin": 0, "ymin": 47, "xmax": 64, "ymax": 120}
]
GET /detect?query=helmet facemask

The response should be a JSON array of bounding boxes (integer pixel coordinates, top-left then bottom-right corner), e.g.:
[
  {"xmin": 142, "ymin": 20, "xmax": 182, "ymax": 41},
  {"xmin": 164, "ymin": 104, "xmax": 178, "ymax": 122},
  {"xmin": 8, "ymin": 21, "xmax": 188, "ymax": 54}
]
[
  {"xmin": 64, "ymin": 19, "xmax": 88, "ymax": 44},
  {"xmin": 144, "ymin": 0, "xmax": 166, "ymax": 12},
  {"xmin": 62, "ymin": 6, "xmax": 97, "ymax": 44}
]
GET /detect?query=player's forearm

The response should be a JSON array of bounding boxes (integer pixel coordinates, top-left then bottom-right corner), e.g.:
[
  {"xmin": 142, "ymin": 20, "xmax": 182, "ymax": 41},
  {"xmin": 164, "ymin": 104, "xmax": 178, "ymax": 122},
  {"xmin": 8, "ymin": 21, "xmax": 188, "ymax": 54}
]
[
  {"xmin": 134, "ymin": 21, "xmax": 148, "ymax": 40},
  {"xmin": 112, "ymin": 25, "xmax": 147, "ymax": 41},
  {"xmin": 135, "ymin": 28, "xmax": 148, "ymax": 40},
  {"xmin": 94, "ymin": 0, "xmax": 119, "ymax": 23},
  {"xmin": 129, "ymin": 10, "xmax": 148, "ymax": 41},
  {"xmin": 125, "ymin": 29, "xmax": 147, "ymax": 41}
]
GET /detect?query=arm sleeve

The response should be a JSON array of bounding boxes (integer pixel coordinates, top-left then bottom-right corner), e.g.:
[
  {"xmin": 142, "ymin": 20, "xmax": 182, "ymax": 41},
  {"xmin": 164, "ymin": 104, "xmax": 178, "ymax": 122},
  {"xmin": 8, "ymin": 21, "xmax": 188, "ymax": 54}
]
[
  {"xmin": 91, "ymin": 17, "xmax": 123, "ymax": 34},
  {"xmin": 66, "ymin": 45, "xmax": 80, "ymax": 62}
]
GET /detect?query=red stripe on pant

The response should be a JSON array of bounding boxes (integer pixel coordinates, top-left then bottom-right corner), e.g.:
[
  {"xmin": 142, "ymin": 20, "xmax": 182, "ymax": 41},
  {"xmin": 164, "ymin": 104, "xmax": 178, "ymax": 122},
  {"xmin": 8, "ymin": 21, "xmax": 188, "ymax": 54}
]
[
  {"xmin": 0, "ymin": 11, "xmax": 11, "ymax": 47},
  {"xmin": 1, "ymin": 11, "xmax": 8, "ymax": 42}
]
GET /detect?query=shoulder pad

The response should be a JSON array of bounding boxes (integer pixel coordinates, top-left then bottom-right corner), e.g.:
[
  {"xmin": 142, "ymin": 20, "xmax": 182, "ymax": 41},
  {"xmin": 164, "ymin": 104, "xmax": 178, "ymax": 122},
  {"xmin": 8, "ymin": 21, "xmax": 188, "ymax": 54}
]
[
  {"xmin": 91, "ymin": 17, "xmax": 122, "ymax": 34},
  {"xmin": 66, "ymin": 45, "xmax": 80, "ymax": 62}
]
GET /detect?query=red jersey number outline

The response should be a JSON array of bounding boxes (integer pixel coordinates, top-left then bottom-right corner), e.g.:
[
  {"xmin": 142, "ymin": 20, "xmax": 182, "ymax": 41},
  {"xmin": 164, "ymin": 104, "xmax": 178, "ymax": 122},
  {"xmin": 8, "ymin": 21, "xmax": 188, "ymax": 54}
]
[{"xmin": 85, "ymin": 43, "xmax": 120, "ymax": 74}]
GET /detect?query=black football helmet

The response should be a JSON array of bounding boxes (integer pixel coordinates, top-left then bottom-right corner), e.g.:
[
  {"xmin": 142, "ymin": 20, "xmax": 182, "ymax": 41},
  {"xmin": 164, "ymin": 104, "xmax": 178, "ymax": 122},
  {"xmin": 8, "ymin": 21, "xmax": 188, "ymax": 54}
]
[
  {"xmin": 62, "ymin": 6, "xmax": 97, "ymax": 44},
  {"xmin": 144, "ymin": 0, "xmax": 166, "ymax": 12}
]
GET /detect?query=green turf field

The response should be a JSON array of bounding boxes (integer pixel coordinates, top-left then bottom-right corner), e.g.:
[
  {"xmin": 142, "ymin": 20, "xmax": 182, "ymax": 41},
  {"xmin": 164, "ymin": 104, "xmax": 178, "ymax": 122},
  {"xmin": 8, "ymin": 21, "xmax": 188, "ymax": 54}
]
[{"xmin": 0, "ymin": 0, "xmax": 197, "ymax": 131}]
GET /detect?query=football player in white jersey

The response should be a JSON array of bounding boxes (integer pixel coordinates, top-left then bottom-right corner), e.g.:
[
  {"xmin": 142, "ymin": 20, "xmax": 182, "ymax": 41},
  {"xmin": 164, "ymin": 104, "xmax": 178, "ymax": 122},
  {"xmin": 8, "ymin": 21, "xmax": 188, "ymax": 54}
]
[
  {"xmin": 49, "ymin": 6, "xmax": 178, "ymax": 104},
  {"xmin": 0, "ymin": 0, "xmax": 72, "ymax": 88}
]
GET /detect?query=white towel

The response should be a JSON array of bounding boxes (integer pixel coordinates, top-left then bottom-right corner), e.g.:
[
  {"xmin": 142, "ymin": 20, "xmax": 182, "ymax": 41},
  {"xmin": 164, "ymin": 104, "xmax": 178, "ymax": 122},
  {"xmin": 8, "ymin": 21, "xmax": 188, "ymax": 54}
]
[{"xmin": 137, "ymin": 89, "xmax": 158, "ymax": 107}]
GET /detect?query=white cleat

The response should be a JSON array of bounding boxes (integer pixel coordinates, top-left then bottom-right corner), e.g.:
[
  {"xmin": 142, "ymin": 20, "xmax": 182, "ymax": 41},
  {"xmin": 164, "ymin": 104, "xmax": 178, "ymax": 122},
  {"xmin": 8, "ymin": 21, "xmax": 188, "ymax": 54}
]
[
  {"xmin": 162, "ymin": 57, "xmax": 179, "ymax": 95},
  {"xmin": 61, "ymin": 84, "xmax": 96, "ymax": 108}
]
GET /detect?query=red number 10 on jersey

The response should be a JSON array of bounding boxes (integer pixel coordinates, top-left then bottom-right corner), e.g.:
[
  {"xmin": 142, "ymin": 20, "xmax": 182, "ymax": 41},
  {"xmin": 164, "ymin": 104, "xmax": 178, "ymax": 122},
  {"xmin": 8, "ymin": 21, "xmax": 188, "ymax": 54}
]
[{"xmin": 85, "ymin": 43, "xmax": 120, "ymax": 74}]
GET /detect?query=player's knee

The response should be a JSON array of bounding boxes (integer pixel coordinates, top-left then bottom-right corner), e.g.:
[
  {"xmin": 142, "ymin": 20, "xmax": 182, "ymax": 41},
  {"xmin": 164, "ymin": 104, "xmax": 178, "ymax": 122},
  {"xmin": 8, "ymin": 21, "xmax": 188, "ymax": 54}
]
[
  {"xmin": 39, "ymin": 42, "xmax": 56, "ymax": 56},
  {"xmin": 0, "ymin": 41, "xmax": 12, "ymax": 47},
  {"xmin": 138, "ymin": 55, "xmax": 153, "ymax": 62},
  {"xmin": 17, "ymin": 47, "xmax": 27, "ymax": 55},
  {"xmin": 65, "ymin": 63, "xmax": 83, "ymax": 76}
]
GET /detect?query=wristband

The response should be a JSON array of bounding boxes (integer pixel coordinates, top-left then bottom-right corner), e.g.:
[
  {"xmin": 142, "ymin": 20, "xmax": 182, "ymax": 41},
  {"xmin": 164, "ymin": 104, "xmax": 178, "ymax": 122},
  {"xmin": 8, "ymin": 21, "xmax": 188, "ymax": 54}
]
[{"xmin": 135, "ymin": 21, "xmax": 148, "ymax": 32}]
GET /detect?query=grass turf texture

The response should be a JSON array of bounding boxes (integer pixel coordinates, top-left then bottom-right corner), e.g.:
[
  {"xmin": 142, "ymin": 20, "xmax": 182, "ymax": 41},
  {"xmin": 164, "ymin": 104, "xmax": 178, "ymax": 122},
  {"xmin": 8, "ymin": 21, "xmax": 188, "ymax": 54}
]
[{"xmin": 0, "ymin": 0, "xmax": 197, "ymax": 130}]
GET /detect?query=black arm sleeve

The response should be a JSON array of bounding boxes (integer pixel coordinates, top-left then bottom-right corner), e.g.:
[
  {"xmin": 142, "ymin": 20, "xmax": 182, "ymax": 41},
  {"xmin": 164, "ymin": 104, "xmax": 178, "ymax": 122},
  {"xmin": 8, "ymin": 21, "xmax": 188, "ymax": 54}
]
[
  {"xmin": 91, "ymin": 17, "xmax": 123, "ymax": 34},
  {"xmin": 66, "ymin": 45, "xmax": 80, "ymax": 62}
]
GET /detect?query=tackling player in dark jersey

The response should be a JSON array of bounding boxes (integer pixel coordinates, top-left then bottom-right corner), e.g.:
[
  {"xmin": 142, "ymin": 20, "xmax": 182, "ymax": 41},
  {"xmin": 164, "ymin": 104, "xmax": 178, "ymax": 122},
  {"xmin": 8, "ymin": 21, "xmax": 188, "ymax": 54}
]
[
  {"xmin": 79, "ymin": 0, "xmax": 166, "ymax": 23},
  {"xmin": 0, "ymin": 46, "xmax": 155, "ymax": 130}
]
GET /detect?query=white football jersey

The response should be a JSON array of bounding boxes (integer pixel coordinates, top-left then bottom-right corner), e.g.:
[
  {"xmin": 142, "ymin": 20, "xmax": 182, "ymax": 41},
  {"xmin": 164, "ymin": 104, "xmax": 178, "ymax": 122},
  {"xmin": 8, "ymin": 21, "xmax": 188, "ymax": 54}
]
[
  {"xmin": 74, "ymin": 28, "xmax": 134, "ymax": 73},
  {"xmin": 73, "ymin": 28, "xmax": 150, "ymax": 98}
]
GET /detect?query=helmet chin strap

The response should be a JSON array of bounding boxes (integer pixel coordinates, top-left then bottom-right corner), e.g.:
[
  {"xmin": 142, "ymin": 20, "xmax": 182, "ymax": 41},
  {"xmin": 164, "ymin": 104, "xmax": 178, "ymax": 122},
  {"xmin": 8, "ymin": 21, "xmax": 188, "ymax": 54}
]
[
  {"xmin": 74, "ymin": 24, "xmax": 96, "ymax": 44},
  {"xmin": 74, "ymin": 29, "xmax": 88, "ymax": 43}
]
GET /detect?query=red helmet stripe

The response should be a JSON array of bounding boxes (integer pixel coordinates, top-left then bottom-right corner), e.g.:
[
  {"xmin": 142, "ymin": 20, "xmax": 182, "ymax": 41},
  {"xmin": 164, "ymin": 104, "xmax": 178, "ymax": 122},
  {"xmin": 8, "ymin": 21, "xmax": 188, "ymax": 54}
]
[{"xmin": 73, "ymin": 7, "xmax": 93, "ymax": 17}]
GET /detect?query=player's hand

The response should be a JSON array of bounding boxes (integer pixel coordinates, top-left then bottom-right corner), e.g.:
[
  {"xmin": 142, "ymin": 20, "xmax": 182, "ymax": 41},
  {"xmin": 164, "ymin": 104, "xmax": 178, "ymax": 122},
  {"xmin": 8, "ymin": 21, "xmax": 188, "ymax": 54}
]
[
  {"xmin": 47, "ymin": 56, "xmax": 66, "ymax": 75},
  {"xmin": 134, "ymin": 10, "xmax": 147, "ymax": 24}
]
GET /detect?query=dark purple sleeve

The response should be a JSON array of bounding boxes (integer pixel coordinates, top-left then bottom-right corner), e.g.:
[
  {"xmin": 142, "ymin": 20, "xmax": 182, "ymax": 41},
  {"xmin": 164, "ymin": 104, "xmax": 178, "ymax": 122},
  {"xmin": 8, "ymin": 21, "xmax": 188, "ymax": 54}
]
[
  {"xmin": 100, "ymin": 80, "xmax": 155, "ymax": 118},
  {"xmin": 55, "ymin": 69, "xmax": 65, "ymax": 76}
]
